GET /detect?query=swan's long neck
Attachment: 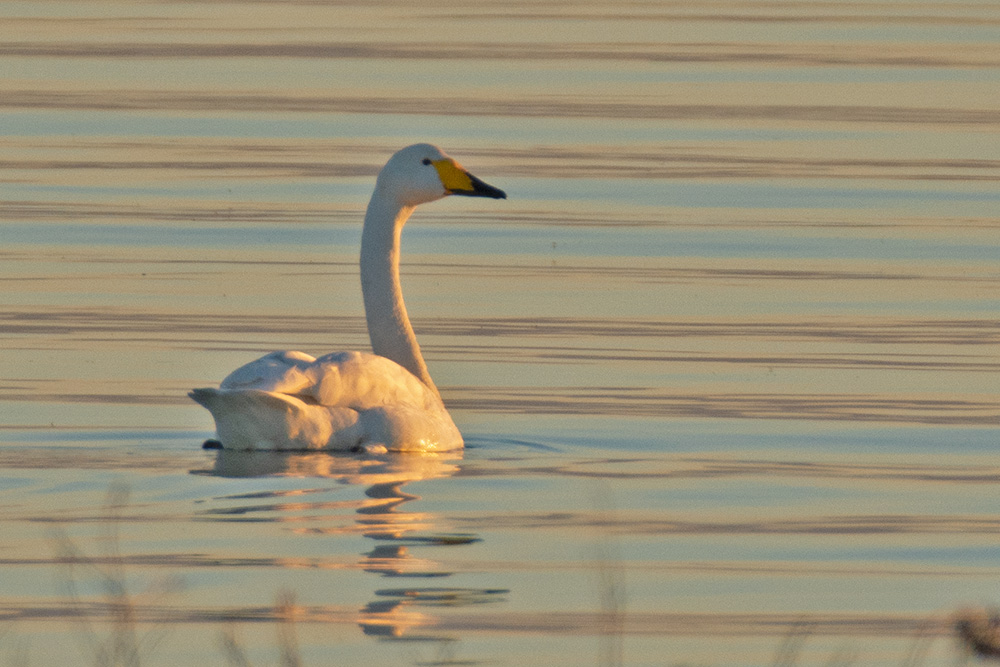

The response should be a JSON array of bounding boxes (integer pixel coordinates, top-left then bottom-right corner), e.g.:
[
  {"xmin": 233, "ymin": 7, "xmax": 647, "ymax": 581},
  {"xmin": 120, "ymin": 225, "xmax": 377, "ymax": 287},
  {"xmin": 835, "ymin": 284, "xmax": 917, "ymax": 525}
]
[{"xmin": 360, "ymin": 188, "xmax": 439, "ymax": 396}]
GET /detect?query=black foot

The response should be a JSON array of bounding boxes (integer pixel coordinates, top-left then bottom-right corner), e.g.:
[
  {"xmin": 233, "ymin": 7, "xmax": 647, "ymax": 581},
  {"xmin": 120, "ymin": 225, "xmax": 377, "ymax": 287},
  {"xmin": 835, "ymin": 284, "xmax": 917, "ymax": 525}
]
[{"xmin": 202, "ymin": 439, "xmax": 223, "ymax": 450}]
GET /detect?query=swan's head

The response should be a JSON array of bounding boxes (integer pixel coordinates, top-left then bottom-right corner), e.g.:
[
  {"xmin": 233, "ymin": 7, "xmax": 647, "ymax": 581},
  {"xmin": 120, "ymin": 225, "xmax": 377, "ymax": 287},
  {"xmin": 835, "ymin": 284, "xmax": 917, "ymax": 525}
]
[{"xmin": 376, "ymin": 143, "xmax": 506, "ymax": 207}]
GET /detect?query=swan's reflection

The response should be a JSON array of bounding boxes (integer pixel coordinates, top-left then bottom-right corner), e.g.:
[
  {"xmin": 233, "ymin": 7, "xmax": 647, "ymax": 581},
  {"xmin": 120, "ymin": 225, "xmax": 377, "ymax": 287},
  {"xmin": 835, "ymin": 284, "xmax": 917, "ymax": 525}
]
[
  {"xmin": 208, "ymin": 448, "xmax": 460, "ymax": 484},
  {"xmin": 201, "ymin": 449, "xmax": 504, "ymax": 645}
]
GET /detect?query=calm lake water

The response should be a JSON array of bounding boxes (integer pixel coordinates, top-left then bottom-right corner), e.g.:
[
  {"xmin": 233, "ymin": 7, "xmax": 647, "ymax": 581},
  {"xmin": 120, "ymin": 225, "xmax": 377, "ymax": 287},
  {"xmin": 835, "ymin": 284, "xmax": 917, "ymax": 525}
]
[{"xmin": 2, "ymin": 1, "xmax": 999, "ymax": 665}]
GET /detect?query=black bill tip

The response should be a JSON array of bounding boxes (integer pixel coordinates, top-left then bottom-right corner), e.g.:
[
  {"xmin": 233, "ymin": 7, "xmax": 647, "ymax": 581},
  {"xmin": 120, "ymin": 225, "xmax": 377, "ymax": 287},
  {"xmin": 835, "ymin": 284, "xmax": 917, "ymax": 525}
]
[{"xmin": 453, "ymin": 172, "xmax": 506, "ymax": 199}]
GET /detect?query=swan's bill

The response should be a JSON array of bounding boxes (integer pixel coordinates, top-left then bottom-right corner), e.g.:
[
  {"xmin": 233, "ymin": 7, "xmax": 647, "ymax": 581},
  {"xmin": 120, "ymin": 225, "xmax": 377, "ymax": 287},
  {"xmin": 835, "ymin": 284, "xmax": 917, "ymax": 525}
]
[{"xmin": 433, "ymin": 158, "xmax": 507, "ymax": 199}]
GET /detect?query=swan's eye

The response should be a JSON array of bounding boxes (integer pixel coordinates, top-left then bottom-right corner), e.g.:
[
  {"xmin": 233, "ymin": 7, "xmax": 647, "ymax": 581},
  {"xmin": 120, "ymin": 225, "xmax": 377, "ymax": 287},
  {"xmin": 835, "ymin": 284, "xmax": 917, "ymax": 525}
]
[{"xmin": 421, "ymin": 158, "xmax": 432, "ymax": 166}]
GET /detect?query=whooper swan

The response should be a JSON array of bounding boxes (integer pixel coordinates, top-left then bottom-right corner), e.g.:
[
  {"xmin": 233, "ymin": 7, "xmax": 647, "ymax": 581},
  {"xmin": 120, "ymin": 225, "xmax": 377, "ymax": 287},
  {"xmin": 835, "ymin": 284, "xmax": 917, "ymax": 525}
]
[{"xmin": 190, "ymin": 144, "xmax": 506, "ymax": 453}]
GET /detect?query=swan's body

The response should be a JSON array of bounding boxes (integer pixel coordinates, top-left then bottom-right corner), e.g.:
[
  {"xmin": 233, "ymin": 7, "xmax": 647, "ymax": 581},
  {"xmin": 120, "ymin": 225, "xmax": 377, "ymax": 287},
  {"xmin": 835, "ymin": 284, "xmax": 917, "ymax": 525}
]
[{"xmin": 190, "ymin": 144, "xmax": 505, "ymax": 452}]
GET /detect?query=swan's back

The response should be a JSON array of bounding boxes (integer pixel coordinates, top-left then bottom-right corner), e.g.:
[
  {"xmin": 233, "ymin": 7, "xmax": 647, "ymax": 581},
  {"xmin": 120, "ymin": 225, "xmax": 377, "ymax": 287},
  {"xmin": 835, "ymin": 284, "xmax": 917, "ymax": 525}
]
[{"xmin": 220, "ymin": 350, "xmax": 444, "ymax": 412}]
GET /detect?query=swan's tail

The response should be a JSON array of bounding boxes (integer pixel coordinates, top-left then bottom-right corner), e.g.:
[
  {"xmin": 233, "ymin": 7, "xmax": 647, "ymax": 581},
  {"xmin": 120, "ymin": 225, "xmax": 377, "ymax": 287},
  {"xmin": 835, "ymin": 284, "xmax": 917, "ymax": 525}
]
[
  {"xmin": 189, "ymin": 387, "xmax": 362, "ymax": 450},
  {"xmin": 188, "ymin": 388, "xmax": 217, "ymax": 408}
]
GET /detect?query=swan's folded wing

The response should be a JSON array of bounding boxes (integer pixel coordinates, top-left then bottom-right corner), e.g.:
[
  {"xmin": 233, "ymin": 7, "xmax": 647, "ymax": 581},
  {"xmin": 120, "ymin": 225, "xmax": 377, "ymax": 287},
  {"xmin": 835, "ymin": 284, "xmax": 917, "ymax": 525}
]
[
  {"xmin": 308, "ymin": 351, "xmax": 443, "ymax": 412},
  {"xmin": 219, "ymin": 350, "xmax": 318, "ymax": 395}
]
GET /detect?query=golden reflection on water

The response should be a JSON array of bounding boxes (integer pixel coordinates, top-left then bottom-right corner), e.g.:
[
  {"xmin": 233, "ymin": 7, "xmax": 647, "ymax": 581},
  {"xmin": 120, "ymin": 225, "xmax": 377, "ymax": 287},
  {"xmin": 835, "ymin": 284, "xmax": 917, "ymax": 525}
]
[{"xmin": 198, "ymin": 450, "xmax": 492, "ymax": 640}]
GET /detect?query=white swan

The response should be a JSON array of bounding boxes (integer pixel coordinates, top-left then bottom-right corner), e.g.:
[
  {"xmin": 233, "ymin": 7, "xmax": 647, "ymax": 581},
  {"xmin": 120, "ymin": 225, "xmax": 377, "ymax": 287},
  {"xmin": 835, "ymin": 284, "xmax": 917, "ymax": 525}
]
[{"xmin": 190, "ymin": 144, "xmax": 505, "ymax": 453}]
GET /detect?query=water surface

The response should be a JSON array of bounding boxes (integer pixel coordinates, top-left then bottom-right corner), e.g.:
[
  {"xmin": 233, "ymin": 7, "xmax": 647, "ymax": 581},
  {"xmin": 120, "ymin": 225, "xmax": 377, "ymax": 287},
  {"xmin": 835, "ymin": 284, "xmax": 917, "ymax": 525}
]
[{"xmin": 1, "ymin": 1, "xmax": 999, "ymax": 665}]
